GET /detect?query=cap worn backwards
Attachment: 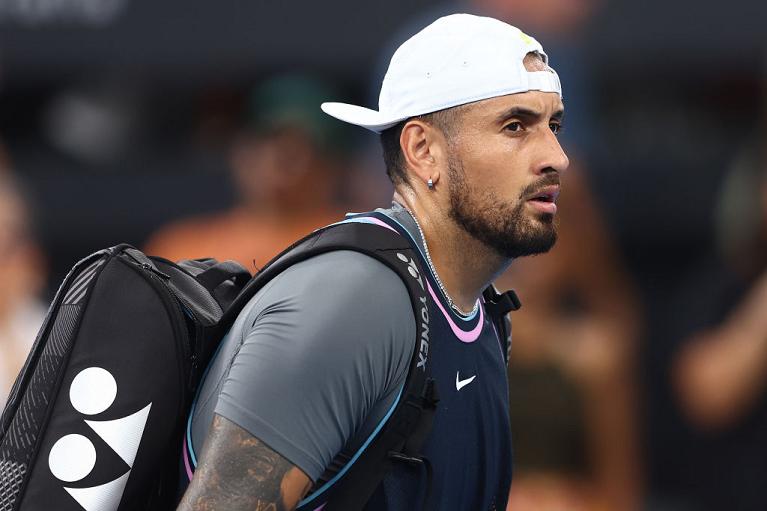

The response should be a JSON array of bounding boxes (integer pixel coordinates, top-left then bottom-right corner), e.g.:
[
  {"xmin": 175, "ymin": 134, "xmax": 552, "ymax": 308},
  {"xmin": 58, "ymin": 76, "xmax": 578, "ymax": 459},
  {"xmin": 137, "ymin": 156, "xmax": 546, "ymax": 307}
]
[{"xmin": 321, "ymin": 13, "xmax": 562, "ymax": 133}]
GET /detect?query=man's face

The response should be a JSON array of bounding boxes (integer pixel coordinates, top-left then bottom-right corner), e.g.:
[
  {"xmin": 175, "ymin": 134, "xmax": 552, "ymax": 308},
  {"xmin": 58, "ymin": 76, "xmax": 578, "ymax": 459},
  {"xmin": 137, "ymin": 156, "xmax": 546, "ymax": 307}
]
[{"xmin": 445, "ymin": 89, "xmax": 568, "ymax": 259}]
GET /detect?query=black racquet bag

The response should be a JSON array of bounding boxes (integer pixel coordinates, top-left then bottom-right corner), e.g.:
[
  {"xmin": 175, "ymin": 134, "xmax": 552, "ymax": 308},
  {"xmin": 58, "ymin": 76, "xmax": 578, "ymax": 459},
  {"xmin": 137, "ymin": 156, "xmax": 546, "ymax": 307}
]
[
  {"xmin": 0, "ymin": 245, "xmax": 250, "ymax": 511},
  {"xmin": 0, "ymin": 221, "xmax": 517, "ymax": 511}
]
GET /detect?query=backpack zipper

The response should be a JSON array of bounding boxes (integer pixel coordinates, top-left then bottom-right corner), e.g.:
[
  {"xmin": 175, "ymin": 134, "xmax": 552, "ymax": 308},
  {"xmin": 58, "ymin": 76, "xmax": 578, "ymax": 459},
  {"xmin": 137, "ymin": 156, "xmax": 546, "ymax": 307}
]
[
  {"xmin": 130, "ymin": 258, "xmax": 203, "ymax": 393},
  {"xmin": 126, "ymin": 259, "xmax": 193, "ymax": 400}
]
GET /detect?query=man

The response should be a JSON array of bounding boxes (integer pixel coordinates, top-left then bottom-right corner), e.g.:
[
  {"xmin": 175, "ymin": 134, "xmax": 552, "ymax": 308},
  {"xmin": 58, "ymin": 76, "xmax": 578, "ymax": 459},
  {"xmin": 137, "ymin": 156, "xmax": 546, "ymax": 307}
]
[
  {"xmin": 178, "ymin": 13, "xmax": 568, "ymax": 511},
  {"xmin": 145, "ymin": 74, "xmax": 347, "ymax": 271}
]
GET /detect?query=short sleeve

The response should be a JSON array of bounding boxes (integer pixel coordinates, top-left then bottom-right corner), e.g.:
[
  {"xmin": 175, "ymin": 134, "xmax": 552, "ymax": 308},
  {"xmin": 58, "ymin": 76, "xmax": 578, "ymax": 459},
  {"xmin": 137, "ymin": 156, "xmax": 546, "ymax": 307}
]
[{"xmin": 214, "ymin": 250, "xmax": 415, "ymax": 480}]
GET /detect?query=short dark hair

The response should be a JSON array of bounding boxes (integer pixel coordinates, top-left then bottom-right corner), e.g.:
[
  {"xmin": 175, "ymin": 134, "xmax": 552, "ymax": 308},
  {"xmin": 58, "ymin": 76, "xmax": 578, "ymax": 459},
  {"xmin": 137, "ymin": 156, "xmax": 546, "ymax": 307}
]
[{"xmin": 379, "ymin": 107, "xmax": 463, "ymax": 186}]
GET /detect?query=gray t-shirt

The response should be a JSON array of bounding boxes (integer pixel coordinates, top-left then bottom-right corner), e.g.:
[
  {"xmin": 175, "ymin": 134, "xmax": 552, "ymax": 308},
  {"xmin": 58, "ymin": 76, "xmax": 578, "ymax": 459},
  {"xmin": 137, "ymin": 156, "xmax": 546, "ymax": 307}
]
[{"xmin": 189, "ymin": 247, "xmax": 416, "ymax": 481}]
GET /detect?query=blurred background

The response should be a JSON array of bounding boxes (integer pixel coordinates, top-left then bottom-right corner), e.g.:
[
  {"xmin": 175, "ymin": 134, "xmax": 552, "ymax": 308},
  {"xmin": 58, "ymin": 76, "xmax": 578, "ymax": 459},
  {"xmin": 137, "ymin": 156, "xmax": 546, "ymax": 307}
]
[{"xmin": 1, "ymin": 0, "xmax": 766, "ymax": 509}]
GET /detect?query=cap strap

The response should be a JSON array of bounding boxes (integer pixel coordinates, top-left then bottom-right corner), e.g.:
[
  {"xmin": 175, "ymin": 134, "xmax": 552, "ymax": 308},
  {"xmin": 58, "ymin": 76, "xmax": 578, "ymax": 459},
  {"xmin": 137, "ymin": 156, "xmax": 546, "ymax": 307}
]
[{"xmin": 526, "ymin": 70, "xmax": 562, "ymax": 97}]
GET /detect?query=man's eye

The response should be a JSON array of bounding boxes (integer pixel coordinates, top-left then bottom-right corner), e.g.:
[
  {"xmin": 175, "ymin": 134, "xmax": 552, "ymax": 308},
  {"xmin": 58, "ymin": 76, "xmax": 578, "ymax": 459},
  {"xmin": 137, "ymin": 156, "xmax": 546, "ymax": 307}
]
[
  {"xmin": 549, "ymin": 122, "xmax": 563, "ymax": 135},
  {"xmin": 505, "ymin": 121, "xmax": 523, "ymax": 132}
]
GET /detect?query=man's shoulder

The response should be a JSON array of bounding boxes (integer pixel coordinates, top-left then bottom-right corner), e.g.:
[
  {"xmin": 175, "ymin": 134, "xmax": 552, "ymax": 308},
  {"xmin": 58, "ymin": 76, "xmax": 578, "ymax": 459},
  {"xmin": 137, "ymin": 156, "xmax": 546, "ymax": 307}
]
[
  {"xmin": 237, "ymin": 248, "xmax": 417, "ymax": 336},
  {"xmin": 279, "ymin": 249, "xmax": 408, "ymax": 293}
]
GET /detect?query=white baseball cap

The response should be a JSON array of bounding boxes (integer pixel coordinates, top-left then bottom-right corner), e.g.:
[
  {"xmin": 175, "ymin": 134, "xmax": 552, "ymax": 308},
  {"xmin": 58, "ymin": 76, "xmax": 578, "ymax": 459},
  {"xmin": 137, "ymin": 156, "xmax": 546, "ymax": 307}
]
[{"xmin": 321, "ymin": 13, "xmax": 562, "ymax": 133}]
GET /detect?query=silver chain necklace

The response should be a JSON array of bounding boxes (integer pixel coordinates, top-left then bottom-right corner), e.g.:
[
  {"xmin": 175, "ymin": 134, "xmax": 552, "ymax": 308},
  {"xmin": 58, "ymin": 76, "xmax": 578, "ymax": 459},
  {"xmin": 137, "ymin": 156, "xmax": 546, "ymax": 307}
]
[{"xmin": 403, "ymin": 207, "xmax": 479, "ymax": 317}]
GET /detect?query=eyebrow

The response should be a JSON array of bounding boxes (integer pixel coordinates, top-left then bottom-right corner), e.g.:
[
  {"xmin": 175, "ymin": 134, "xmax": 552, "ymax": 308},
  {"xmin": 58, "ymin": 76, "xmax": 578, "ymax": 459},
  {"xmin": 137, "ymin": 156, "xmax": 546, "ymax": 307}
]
[{"xmin": 496, "ymin": 106, "xmax": 565, "ymax": 124}]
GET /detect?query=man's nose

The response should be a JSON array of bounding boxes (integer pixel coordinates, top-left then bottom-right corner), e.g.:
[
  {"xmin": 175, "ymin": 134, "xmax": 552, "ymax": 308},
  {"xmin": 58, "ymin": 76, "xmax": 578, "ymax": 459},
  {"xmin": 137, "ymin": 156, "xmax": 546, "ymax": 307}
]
[{"xmin": 536, "ymin": 129, "xmax": 569, "ymax": 175}]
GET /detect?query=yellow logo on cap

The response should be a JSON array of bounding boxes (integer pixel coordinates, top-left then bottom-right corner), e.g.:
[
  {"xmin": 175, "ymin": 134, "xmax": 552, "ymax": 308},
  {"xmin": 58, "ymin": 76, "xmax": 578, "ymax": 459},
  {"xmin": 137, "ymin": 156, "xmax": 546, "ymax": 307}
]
[{"xmin": 518, "ymin": 30, "xmax": 533, "ymax": 45}]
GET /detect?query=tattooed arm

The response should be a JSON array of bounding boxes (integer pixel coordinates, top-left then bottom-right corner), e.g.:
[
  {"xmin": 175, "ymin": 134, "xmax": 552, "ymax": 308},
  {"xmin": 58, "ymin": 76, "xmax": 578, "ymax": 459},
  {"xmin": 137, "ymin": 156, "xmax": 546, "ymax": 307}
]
[{"xmin": 177, "ymin": 414, "xmax": 312, "ymax": 511}]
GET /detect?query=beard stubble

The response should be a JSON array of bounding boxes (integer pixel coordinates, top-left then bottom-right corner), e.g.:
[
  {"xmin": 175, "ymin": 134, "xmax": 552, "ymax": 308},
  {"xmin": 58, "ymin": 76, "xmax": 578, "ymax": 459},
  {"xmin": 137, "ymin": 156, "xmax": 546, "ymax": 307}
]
[{"xmin": 446, "ymin": 156, "xmax": 558, "ymax": 259}]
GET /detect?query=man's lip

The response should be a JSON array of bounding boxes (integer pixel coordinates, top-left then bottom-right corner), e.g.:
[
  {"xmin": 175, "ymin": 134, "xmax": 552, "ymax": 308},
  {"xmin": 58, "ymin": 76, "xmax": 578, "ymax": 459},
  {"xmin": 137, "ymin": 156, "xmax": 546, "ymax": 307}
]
[{"xmin": 526, "ymin": 185, "xmax": 561, "ymax": 202}]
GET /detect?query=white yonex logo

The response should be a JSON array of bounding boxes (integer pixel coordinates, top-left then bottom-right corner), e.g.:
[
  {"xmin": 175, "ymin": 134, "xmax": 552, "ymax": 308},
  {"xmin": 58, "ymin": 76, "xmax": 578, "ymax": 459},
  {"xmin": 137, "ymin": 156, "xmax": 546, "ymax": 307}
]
[
  {"xmin": 397, "ymin": 253, "xmax": 430, "ymax": 371},
  {"xmin": 47, "ymin": 367, "xmax": 152, "ymax": 511},
  {"xmin": 455, "ymin": 371, "xmax": 476, "ymax": 391},
  {"xmin": 396, "ymin": 252, "xmax": 424, "ymax": 291}
]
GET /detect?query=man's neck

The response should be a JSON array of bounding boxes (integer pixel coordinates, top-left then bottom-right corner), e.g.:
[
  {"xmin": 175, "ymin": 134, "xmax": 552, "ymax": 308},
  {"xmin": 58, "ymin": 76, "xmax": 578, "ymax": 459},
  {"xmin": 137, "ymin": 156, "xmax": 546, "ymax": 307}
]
[{"xmin": 393, "ymin": 191, "xmax": 512, "ymax": 313}]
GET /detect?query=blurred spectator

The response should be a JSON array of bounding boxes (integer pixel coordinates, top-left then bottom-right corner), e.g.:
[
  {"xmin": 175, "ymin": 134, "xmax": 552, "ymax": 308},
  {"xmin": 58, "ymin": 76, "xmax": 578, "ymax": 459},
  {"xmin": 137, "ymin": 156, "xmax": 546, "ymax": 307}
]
[
  {"xmin": 664, "ymin": 130, "xmax": 767, "ymax": 510},
  {"xmin": 583, "ymin": 21, "xmax": 764, "ymax": 511},
  {"xmin": 144, "ymin": 75, "xmax": 349, "ymax": 269},
  {"xmin": 0, "ymin": 169, "xmax": 47, "ymax": 408},
  {"xmin": 499, "ymin": 167, "xmax": 642, "ymax": 511}
]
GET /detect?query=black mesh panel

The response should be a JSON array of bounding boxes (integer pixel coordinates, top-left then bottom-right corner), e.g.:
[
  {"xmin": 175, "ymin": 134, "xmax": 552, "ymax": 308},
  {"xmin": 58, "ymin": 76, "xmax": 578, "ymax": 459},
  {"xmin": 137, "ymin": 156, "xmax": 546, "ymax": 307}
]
[
  {"xmin": 0, "ymin": 304, "xmax": 82, "ymax": 509},
  {"xmin": 0, "ymin": 459, "xmax": 26, "ymax": 511}
]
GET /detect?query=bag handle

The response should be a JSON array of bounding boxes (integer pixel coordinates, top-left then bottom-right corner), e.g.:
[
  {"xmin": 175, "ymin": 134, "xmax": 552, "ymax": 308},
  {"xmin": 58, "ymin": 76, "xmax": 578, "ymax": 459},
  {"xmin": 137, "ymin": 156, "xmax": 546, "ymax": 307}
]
[{"xmin": 195, "ymin": 261, "xmax": 252, "ymax": 295}]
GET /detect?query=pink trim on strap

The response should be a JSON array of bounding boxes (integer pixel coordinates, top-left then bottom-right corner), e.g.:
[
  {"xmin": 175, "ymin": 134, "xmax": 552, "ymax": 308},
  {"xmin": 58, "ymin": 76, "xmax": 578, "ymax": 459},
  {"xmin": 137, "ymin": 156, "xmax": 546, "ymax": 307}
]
[
  {"xmin": 353, "ymin": 215, "xmax": 484, "ymax": 343},
  {"xmin": 360, "ymin": 217, "xmax": 399, "ymax": 233},
  {"xmin": 427, "ymin": 281, "xmax": 483, "ymax": 343},
  {"xmin": 313, "ymin": 505, "xmax": 326, "ymax": 511},
  {"xmin": 183, "ymin": 437, "xmax": 194, "ymax": 481}
]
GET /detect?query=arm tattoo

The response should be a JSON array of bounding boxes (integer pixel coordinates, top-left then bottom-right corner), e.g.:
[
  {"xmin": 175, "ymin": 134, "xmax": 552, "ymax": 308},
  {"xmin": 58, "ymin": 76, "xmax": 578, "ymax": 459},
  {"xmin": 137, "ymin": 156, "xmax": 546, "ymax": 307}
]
[{"xmin": 178, "ymin": 414, "xmax": 312, "ymax": 511}]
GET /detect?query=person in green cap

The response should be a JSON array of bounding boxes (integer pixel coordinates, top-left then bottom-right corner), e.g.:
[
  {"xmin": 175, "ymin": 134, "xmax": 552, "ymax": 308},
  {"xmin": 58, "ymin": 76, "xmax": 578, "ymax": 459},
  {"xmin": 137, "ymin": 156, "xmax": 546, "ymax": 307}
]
[{"xmin": 145, "ymin": 74, "xmax": 348, "ymax": 270}]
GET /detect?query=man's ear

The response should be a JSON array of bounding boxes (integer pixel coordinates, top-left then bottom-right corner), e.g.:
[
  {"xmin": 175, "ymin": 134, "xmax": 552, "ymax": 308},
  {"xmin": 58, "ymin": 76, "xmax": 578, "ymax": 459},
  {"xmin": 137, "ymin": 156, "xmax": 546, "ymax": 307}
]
[{"xmin": 400, "ymin": 119, "xmax": 445, "ymax": 188}]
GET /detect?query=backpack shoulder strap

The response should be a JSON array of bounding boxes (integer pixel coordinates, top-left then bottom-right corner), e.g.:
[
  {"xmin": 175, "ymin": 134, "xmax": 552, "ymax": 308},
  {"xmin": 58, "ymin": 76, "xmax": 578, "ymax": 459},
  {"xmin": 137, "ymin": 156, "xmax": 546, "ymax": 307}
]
[
  {"xmin": 213, "ymin": 217, "xmax": 437, "ymax": 511},
  {"xmin": 298, "ymin": 219, "xmax": 439, "ymax": 511},
  {"xmin": 482, "ymin": 285, "xmax": 521, "ymax": 365}
]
